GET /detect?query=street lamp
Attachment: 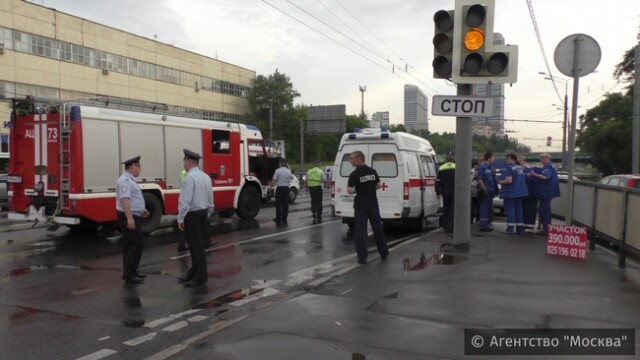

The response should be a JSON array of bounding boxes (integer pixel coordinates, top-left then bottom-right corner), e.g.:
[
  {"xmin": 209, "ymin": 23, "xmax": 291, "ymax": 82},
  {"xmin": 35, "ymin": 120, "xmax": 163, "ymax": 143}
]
[{"xmin": 539, "ymin": 72, "xmax": 569, "ymax": 171}]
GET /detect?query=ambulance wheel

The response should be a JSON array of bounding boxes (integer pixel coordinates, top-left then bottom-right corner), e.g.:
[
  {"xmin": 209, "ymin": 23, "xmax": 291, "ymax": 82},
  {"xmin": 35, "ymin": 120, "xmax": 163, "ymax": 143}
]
[
  {"xmin": 288, "ymin": 187, "xmax": 298, "ymax": 203},
  {"xmin": 235, "ymin": 187, "xmax": 260, "ymax": 219},
  {"xmin": 140, "ymin": 193, "xmax": 162, "ymax": 234}
]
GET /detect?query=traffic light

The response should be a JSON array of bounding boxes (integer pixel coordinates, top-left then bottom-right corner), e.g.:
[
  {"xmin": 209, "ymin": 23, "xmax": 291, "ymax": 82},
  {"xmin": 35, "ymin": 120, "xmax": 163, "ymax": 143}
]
[
  {"xmin": 451, "ymin": 0, "xmax": 518, "ymax": 84},
  {"xmin": 432, "ymin": 9, "xmax": 454, "ymax": 79}
]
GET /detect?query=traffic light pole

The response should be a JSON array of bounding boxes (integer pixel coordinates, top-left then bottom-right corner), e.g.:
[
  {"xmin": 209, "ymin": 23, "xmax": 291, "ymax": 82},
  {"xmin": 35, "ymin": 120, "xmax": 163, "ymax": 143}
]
[{"xmin": 453, "ymin": 84, "xmax": 472, "ymax": 246}]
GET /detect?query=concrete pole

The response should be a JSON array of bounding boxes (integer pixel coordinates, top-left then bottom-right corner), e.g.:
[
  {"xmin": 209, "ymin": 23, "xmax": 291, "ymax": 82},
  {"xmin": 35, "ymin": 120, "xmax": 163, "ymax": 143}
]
[
  {"xmin": 566, "ymin": 37, "xmax": 582, "ymax": 225},
  {"xmin": 562, "ymin": 90, "xmax": 568, "ymax": 171},
  {"xmin": 300, "ymin": 117, "xmax": 304, "ymax": 173},
  {"xmin": 269, "ymin": 98, "xmax": 274, "ymax": 156},
  {"xmin": 633, "ymin": 44, "xmax": 640, "ymax": 174},
  {"xmin": 453, "ymin": 84, "xmax": 471, "ymax": 246}
]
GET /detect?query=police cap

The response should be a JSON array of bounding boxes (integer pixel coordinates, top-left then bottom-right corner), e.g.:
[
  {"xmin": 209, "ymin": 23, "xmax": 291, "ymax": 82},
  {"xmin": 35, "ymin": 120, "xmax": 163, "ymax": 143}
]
[
  {"xmin": 183, "ymin": 149, "xmax": 202, "ymax": 161},
  {"xmin": 279, "ymin": 158, "xmax": 287, "ymax": 165},
  {"xmin": 313, "ymin": 159, "xmax": 321, "ymax": 165},
  {"xmin": 122, "ymin": 155, "xmax": 141, "ymax": 166}
]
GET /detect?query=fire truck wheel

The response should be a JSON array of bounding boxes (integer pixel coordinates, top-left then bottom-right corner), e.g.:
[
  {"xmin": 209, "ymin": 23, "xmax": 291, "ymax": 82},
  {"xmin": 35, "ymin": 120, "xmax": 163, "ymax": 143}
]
[
  {"xmin": 141, "ymin": 193, "xmax": 162, "ymax": 233},
  {"xmin": 415, "ymin": 213, "xmax": 428, "ymax": 232},
  {"xmin": 235, "ymin": 187, "xmax": 260, "ymax": 219},
  {"xmin": 288, "ymin": 187, "xmax": 298, "ymax": 203}
]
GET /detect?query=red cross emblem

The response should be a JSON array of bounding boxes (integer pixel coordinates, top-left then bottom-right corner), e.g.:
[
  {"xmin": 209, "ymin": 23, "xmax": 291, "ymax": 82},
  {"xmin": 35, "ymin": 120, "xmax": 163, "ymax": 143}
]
[{"xmin": 380, "ymin": 182, "xmax": 388, "ymax": 191}]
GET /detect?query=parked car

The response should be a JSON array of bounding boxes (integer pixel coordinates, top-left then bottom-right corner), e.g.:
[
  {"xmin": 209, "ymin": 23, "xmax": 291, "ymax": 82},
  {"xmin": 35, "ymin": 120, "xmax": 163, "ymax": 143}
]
[
  {"xmin": 0, "ymin": 173, "xmax": 7, "ymax": 210},
  {"xmin": 598, "ymin": 174, "xmax": 640, "ymax": 189},
  {"xmin": 323, "ymin": 166, "xmax": 333, "ymax": 188}
]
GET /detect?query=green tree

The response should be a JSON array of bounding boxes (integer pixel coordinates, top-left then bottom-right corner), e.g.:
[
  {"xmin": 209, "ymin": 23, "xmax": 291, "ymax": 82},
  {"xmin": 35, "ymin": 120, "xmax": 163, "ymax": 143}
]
[
  {"xmin": 388, "ymin": 124, "xmax": 407, "ymax": 132},
  {"xmin": 576, "ymin": 36, "xmax": 637, "ymax": 175},
  {"xmin": 345, "ymin": 114, "xmax": 367, "ymax": 132},
  {"xmin": 576, "ymin": 93, "xmax": 633, "ymax": 175},
  {"xmin": 246, "ymin": 69, "xmax": 300, "ymax": 144}
]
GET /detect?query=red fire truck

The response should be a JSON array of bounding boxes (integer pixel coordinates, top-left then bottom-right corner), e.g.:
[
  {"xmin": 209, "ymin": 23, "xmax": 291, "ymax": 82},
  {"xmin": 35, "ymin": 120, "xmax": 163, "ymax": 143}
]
[{"xmin": 7, "ymin": 97, "xmax": 272, "ymax": 233}]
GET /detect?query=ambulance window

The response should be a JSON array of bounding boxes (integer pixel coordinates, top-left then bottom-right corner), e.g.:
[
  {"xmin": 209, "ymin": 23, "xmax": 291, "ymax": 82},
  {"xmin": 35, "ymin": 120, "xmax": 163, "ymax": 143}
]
[
  {"xmin": 406, "ymin": 155, "xmax": 419, "ymax": 177},
  {"xmin": 212, "ymin": 130, "xmax": 230, "ymax": 154},
  {"xmin": 371, "ymin": 153, "xmax": 398, "ymax": 178},
  {"xmin": 340, "ymin": 154, "xmax": 355, "ymax": 177},
  {"xmin": 420, "ymin": 155, "xmax": 436, "ymax": 176}
]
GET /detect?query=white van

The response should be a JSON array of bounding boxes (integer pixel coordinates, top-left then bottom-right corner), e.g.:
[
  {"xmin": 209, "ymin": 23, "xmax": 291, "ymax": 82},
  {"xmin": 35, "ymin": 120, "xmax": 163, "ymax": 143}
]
[{"xmin": 331, "ymin": 129, "xmax": 439, "ymax": 230}]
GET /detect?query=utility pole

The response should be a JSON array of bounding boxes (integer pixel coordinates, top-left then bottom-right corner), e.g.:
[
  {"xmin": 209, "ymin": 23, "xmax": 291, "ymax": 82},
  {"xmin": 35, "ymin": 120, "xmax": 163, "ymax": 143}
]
[
  {"xmin": 562, "ymin": 91, "xmax": 568, "ymax": 171},
  {"xmin": 633, "ymin": 43, "xmax": 640, "ymax": 174},
  {"xmin": 359, "ymin": 85, "xmax": 367, "ymax": 121}
]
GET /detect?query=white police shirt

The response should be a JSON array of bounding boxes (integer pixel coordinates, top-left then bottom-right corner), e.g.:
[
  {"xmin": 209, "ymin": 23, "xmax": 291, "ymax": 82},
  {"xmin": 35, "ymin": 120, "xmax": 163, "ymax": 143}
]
[
  {"xmin": 178, "ymin": 167, "xmax": 214, "ymax": 222},
  {"xmin": 116, "ymin": 171, "xmax": 145, "ymax": 216}
]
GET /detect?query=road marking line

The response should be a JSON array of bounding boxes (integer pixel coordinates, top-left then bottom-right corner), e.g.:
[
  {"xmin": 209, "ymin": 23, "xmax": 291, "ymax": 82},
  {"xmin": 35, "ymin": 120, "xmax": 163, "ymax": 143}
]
[
  {"xmin": 75, "ymin": 349, "xmax": 117, "ymax": 360},
  {"xmin": 144, "ymin": 317, "xmax": 174, "ymax": 329},
  {"xmin": 123, "ymin": 332, "xmax": 157, "ymax": 346},
  {"xmin": 188, "ymin": 315, "xmax": 208, "ymax": 323},
  {"xmin": 162, "ymin": 320, "xmax": 188, "ymax": 332},
  {"xmin": 97, "ymin": 336, "xmax": 110, "ymax": 342}
]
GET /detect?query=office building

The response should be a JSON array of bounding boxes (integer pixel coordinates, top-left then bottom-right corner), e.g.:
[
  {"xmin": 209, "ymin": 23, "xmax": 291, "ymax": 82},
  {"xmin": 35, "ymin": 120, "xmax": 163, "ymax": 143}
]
[
  {"xmin": 0, "ymin": 0, "xmax": 254, "ymax": 169},
  {"xmin": 404, "ymin": 84, "xmax": 428, "ymax": 131}
]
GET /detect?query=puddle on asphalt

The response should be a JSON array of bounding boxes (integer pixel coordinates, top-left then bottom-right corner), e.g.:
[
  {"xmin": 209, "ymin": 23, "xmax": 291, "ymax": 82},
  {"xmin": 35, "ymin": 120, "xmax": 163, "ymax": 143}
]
[
  {"xmin": 403, "ymin": 251, "xmax": 454, "ymax": 271},
  {"xmin": 193, "ymin": 280, "xmax": 277, "ymax": 310}
]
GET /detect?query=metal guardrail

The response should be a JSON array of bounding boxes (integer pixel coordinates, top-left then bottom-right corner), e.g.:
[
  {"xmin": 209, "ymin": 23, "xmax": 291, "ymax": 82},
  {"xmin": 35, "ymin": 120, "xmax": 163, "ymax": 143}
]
[{"xmin": 552, "ymin": 179, "xmax": 640, "ymax": 267}]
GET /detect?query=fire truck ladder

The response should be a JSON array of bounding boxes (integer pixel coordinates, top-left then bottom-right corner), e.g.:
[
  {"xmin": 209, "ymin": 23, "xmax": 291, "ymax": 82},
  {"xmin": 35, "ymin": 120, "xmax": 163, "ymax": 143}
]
[{"xmin": 58, "ymin": 104, "xmax": 73, "ymax": 212}]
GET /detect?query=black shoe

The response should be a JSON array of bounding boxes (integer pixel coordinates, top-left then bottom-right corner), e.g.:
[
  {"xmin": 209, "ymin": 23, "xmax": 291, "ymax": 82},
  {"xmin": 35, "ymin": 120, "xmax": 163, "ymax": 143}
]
[
  {"xmin": 177, "ymin": 246, "xmax": 188, "ymax": 251},
  {"xmin": 134, "ymin": 273, "xmax": 146, "ymax": 278},
  {"xmin": 272, "ymin": 218, "xmax": 281, "ymax": 224},
  {"xmin": 125, "ymin": 276, "xmax": 144, "ymax": 284},
  {"xmin": 177, "ymin": 276, "xmax": 192, "ymax": 283},
  {"xmin": 183, "ymin": 280, "xmax": 206, "ymax": 287},
  {"xmin": 312, "ymin": 219, "xmax": 317, "ymax": 224},
  {"xmin": 381, "ymin": 255, "xmax": 388, "ymax": 261},
  {"xmin": 479, "ymin": 228, "xmax": 493, "ymax": 232},
  {"xmin": 317, "ymin": 218, "xmax": 322, "ymax": 223},
  {"xmin": 357, "ymin": 259, "xmax": 367, "ymax": 265}
]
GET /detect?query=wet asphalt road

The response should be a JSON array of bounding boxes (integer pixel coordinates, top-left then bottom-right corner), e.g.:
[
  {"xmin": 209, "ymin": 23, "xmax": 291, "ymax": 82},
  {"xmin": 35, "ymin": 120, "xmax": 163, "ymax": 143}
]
[{"xmin": 0, "ymin": 190, "xmax": 437, "ymax": 360}]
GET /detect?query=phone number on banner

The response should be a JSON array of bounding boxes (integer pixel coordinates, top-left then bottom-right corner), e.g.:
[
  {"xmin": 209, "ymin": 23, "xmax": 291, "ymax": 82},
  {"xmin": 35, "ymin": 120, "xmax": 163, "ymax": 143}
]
[{"xmin": 546, "ymin": 225, "xmax": 588, "ymax": 260}]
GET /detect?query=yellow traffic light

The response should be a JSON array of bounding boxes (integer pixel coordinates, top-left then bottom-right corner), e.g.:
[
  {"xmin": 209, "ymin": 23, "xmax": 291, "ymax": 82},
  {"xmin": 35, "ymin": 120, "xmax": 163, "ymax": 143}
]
[{"xmin": 464, "ymin": 28, "xmax": 484, "ymax": 51}]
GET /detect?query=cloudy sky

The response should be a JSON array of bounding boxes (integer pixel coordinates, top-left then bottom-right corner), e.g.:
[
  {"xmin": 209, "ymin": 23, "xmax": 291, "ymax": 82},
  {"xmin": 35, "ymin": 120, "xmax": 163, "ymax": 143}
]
[{"xmin": 28, "ymin": 0, "xmax": 640, "ymax": 151}]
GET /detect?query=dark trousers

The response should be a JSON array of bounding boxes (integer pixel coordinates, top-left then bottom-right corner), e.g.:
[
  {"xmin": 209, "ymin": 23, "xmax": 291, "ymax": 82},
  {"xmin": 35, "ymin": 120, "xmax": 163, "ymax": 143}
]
[
  {"xmin": 275, "ymin": 186, "xmax": 290, "ymax": 221},
  {"xmin": 504, "ymin": 198, "xmax": 524, "ymax": 233},
  {"xmin": 479, "ymin": 193, "xmax": 494, "ymax": 229},
  {"xmin": 353, "ymin": 204, "xmax": 388, "ymax": 262},
  {"xmin": 184, "ymin": 209, "xmax": 209, "ymax": 283},
  {"xmin": 538, "ymin": 198, "xmax": 552, "ymax": 232},
  {"xmin": 442, "ymin": 196, "xmax": 454, "ymax": 232},
  {"xmin": 522, "ymin": 196, "xmax": 537, "ymax": 228},
  {"xmin": 118, "ymin": 212, "xmax": 144, "ymax": 280},
  {"xmin": 309, "ymin": 186, "xmax": 323, "ymax": 219}
]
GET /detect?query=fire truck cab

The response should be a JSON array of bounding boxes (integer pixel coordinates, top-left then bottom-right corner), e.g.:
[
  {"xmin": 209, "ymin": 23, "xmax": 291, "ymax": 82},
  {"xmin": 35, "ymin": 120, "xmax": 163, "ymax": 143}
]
[
  {"xmin": 7, "ymin": 97, "xmax": 271, "ymax": 233},
  {"xmin": 331, "ymin": 129, "xmax": 439, "ymax": 230}
]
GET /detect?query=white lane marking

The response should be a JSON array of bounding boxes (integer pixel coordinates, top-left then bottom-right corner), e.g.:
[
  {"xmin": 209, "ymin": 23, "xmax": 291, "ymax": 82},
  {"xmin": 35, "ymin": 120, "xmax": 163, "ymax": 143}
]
[
  {"xmin": 169, "ymin": 309, "xmax": 200, "ymax": 319},
  {"xmin": 123, "ymin": 332, "xmax": 157, "ymax": 347},
  {"xmin": 75, "ymin": 349, "xmax": 117, "ymax": 360},
  {"xmin": 145, "ymin": 309, "xmax": 202, "ymax": 328},
  {"xmin": 229, "ymin": 287, "xmax": 282, "ymax": 307},
  {"xmin": 97, "ymin": 336, "xmax": 110, "ymax": 342},
  {"xmin": 162, "ymin": 321, "xmax": 188, "ymax": 332},
  {"xmin": 144, "ymin": 317, "xmax": 174, "ymax": 329},
  {"xmin": 250, "ymin": 279, "xmax": 281, "ymax": 289},
  {"xmin": 188, "ymin": 315, "xmax": 208, "ymax": 323}
]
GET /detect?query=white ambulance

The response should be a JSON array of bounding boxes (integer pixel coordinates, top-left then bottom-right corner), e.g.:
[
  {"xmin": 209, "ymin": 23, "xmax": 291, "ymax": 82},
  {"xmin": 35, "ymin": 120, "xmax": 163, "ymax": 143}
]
[{"xmin": 331, "ymin": 129, "xmax": 439, "ymax": 230}]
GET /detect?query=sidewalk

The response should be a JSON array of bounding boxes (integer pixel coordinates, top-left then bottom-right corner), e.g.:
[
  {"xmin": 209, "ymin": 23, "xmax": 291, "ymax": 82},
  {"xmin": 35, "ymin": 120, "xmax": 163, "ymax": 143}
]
[{"xmin": 176, "ymin": 221, "xmax": 640, "ymax": 360}]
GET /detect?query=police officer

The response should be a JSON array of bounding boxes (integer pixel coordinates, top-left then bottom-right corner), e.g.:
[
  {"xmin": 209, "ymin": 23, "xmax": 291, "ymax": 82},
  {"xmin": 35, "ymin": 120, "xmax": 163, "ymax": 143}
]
[
  {"xmin": 435, "ymin": 154, "xmax": 456, "ymax": 233},
  {"xmin": 499, "ymin": 153, "xmax": 529, "ymax": 234},
  {"xmin": 347, "ymin": 150, "xmax": 389, "ymax": 265},
  {"xmin": 271, "ymin": 158, "xmax": 294, "ymax": 224},
  {"xmin": 475, "ymin": 152, "xmax": 499, "ymax": 232},
  {"xmin": 176, "ymin": 169, "xmax": 189, "ymax": 252},
  {"xmin": 529, "ymin": 153, "xmax": 560, "ymax": 235},
  {"xmin": 177, "ymin": 149, "xmax": 214, "ymax": 287},
  {"xmin": 116, "ymin": 155, "xmax": 149, "ymax": 284},
  {"xmin": 306, "ymin": 159, "xmax": 325, "ymax": 224}
]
